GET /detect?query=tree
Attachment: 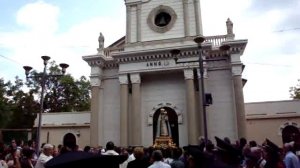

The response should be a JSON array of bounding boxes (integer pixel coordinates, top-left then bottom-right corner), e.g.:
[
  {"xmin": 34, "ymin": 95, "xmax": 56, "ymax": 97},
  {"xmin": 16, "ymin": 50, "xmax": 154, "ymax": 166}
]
[
  {"xmin": 5, "ymin": 76, "xmax": 38, "ymax": 129},
  {"xmin": 290, "ymin": 79, "xmax": 300, "ymax": 99},
  {"xmin": 25, "ymin": 61, "xmax": 91, "ymax": 112},
  {"xmin": 0, "ymin": 78, "xmax": 11, "ymax": 128}
]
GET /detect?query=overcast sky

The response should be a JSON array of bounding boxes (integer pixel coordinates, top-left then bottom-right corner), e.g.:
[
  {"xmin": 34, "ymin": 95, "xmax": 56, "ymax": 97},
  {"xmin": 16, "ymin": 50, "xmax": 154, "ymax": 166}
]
[{"xmin": 0, "ymin": 0, "xmax": 299, "ymax": 103}]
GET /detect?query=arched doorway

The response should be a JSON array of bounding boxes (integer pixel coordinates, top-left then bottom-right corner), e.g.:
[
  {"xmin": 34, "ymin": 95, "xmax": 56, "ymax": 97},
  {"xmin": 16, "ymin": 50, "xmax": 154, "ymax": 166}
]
[
  {"xmin": 282, "ymin": 125, "xmax": 300, "ymax": 143},
  {"xmin": 63, "ymin": 133, "xmax": 76, "ymax": 149},
  {"xmin": 153, "ymin": 107, "xmax": 179, "ymax": 146}
]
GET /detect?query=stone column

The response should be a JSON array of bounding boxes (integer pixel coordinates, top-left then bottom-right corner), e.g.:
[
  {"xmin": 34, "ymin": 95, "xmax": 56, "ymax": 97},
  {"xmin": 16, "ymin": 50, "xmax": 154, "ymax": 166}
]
[
  {"xmin": 136, "ymin": 4, "xmax": 141, "ymax": 42},
  {"xmin": 130, "ymin": 73, "xmax": 142, "ymax": 146},
  {"xmin": 182, "ymin": 0, "xmax": 190, "ymax": 37},
  {"xmin": 126, "ymin": 5, "xmax": 131, "ymax": 43},
  {"xmin": 119, "ymin": 74, "xmax": 129, "ymax": 147},
  {"xmin": 193, "ymin": 0, "xmax": 203, "ymax": 35},
  {"xmin": 184, "ymin": 69, "xmax": 199, "ymax": 145},
  {"xmin": 232, "ymin": 64, "xmax": 247, "ymax": 138},
  {"xmin": 90, "ymin": 66, "xmax": 103, "ymax": 147}
]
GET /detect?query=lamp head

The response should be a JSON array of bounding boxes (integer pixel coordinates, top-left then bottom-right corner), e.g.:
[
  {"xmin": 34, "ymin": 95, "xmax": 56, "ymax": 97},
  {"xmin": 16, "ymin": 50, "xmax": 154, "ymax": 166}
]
[
  {"xmin": 23, "ymin": 66, "xmax": 33, "ymax": 77},
  {"xmin": 194, "ymin": 36, "xmax": 206, "ymax": 44},
  {"xmin": 59, "ymin": 63, "xmax": 69, "ymax": 74},
  {"xmin": 41, "ymin": 56, "xmax": 51, "ymax": 65}
]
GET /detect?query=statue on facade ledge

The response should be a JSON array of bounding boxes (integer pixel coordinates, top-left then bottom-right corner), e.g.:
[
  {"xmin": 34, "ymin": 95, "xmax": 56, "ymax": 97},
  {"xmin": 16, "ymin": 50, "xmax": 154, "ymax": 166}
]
[
  {"xmin": 226, "ymin": 18, "xmax": 233, "ymax": 35},
  {"xmin": 97, "ymin": 32, "xmax": 105, "ymax": 54}
]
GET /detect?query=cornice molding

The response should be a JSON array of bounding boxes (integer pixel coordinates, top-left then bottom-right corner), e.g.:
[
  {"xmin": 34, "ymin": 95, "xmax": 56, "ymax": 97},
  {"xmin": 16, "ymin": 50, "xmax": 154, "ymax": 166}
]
[
  {"xmin": 82, "ymin": 54, "xmax": 118, "ymax": 69},
  {"xmin": 82, "ymin": 39, "xmax": 248, "ymax": 70}
]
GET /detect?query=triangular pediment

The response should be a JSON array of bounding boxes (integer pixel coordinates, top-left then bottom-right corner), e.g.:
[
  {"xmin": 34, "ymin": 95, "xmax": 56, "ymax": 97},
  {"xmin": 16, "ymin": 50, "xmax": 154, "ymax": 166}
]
[{"xmin": 107, "ymin": 36, "xmax": 125, "ymax": 48}]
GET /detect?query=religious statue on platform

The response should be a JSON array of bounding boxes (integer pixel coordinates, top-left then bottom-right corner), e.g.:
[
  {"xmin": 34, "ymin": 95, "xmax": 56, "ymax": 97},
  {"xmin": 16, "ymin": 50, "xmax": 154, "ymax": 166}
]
[
  {"xmin": 156, "ymin": 108, "xmax": 171, "ymax": 137},
  {"xmin": 226, "ymin": 18, "xmax": 233, "ymax": 35},
  {"xmin": 97, "ymin": 32, "xmax": 104, "ymax": 53}
]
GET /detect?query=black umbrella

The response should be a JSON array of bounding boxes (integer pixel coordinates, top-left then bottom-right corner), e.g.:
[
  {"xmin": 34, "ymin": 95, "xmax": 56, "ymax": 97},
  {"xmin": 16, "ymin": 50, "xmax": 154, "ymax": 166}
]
[{"xmin": 45, "ymin": 151, "xmax": 127, "ymax": 168}]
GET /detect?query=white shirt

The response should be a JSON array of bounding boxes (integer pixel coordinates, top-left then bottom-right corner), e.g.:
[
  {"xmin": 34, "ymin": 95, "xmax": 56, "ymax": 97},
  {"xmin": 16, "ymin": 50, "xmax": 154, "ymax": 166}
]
[
  {"xmin": 148, "ymin": 161, "xmax": 171, "ymax": 168},
  {"xmin": 102, "ymin": 150, "xmax": 119, "ymax": 156},
  {"xmin": 0, "ymin": 160, "xmax": 8, "ymax": 168},
  {"xmin": 34, "ymin": 153, "xmax": 53, "ymax": 168}
]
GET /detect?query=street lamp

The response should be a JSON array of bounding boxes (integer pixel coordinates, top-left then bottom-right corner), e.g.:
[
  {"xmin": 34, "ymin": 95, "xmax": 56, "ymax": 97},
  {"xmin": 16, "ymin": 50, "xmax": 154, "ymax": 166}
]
[
  {"xmin": 23, "ymin": 56, "xmax": 69, "ymax": 154},
  {"xmin": 171, "ymin": 35, "xmax": 230, "ymax": 145}
]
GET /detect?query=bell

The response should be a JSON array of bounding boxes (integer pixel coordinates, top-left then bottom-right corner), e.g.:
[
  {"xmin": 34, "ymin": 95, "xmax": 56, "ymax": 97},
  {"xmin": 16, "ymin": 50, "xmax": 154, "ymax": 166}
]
[{"xmin": 158, "ymin": 16, "xmax": 167, "ymax": 26}]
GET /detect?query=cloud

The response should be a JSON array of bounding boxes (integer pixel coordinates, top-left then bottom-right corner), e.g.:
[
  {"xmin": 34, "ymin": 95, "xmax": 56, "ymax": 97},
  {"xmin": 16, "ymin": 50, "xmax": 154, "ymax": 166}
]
[
  {"xmin": 0, "ymin": 1, "xmax": 126, "ymax": 81},
  {"xmin": 249, "ymin": 0, "xmax": 299, "ymax": 12},
  {"xmin": 201, "ymin": 0, "xmax": 300, "ymax": 102},
  {"xmin": 16, "ymin": 1, "xmax": 60, "ymax": 33}
]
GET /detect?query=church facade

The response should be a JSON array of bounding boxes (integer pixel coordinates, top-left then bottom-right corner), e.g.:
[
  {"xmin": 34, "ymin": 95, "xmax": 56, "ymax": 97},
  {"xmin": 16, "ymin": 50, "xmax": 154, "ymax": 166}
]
[{"xmin": 83, "ymin": 0, "xmax": 248, "ymax": 147}]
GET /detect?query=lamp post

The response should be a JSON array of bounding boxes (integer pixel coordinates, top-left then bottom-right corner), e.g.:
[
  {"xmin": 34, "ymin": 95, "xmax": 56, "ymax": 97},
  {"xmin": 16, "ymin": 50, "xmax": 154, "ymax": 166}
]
[
  {"xmin": 194, "ymin": 36, "xmax": 208, "ymax": 145},
  {"xmin": 171, "ymin": 36, "xmax": 230, "ymax": 145},
  {"xmin": 23, "ymin": 56, "xmax": 69, "ymax": 154}
]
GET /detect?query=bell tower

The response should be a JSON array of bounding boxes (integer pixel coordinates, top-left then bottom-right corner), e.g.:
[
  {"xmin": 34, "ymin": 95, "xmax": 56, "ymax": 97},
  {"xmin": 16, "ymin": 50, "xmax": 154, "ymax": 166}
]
[{"xmin": 124, "ymin": 0, "xmax": 203, "ymax": 45}]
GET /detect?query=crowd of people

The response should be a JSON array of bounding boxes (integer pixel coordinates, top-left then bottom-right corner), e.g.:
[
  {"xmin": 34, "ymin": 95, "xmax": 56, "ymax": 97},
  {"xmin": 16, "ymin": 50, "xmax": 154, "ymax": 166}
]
[{"xmin": 0, "ymin": 137, "xmax": 300, "ymax": 168}]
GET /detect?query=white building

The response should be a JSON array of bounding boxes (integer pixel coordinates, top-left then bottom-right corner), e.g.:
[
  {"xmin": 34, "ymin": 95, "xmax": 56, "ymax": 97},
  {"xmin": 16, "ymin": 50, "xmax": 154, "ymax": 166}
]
[{"xmin": 82, "ymin": 0, "xmax": 248, "ymax": 147}]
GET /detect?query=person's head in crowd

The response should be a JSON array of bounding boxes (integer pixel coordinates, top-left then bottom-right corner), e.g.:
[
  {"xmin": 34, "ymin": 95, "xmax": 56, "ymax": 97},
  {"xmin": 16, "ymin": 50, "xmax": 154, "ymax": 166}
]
[
  {"xmin": 106, "ymin": 141, "xmax": 115, "ymax": 151},
  {"xmin": 43, "ymin": 144, "xmax": 54, "ymax": 156},
  {"xmin": 11, "ymin": 139, "xmax": 17, "ymax": 149},
  {"xmin": 239, "ymin": 137, "xmax": 247, "ymax": 148},
  {"xmin": 249, "ymin": 140, "xmax": 257, "ymax": 147},
  {"xmin": 224, "ymin": 137, "xmax": 231, "ymax": 144},
  {"xmin": 127, "ymin": 146, "xmax": 134, "ymax": 155},
  {"xmin": 16, "ymin": 139, "xmax": 23, "ymax": 147},
  {"xmin": 173, "ymin": 147, "xmax": 183, "ymax": 160},
  {"xmin": 52, "ymin": 145, "xmax": 60, "ymax": 157},
  {"xmin": 244, "ymin": 146, "xmax": 263, "ymax": 167},
  {"xmin": 133, "ymin": 147, "xmax": 144, "ymax": 160},
  {"xmin": 22, "ymin": 147, "xmax": 35, "ymax": 159},
  {"xmin": 84, "ymin": 146, "xmax": 91, "ymax": 152},
  {"xmin": 283, "ymin": 141, "xmax": 295, "ymax": 153},
  {"xmin": 27, "ymin": 140, "xmax": 36, "ymax": 150},
  {"xmin": 151, "ymin": 150, "xmax": 163, "ymax": 161}
]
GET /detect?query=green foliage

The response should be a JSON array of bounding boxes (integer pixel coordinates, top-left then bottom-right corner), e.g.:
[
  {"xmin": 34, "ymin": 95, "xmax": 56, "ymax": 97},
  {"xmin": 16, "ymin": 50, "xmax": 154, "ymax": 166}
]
[
  {"xmin": 290, "ymin": 79, "xmax": 300, "ymax": 99},
  {"xmin": 38, "ymin": 61, "xmax": 91, "ymax": 112},
  {"xmin": 0, "ymin": 78, "xmax": 11, "ymax": 128}
]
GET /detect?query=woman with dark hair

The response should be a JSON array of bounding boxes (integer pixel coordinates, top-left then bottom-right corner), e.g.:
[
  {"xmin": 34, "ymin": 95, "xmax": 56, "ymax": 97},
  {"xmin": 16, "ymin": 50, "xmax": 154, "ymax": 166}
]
[{"xmin": 20, "ymin": 147, "xmax": 35, "ymax": 168}]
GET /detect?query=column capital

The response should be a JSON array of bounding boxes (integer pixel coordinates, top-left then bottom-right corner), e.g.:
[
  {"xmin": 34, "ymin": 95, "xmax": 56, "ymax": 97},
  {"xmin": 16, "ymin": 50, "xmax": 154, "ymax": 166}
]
[
  {"xmin": 130, "ymin": 73, "xmax": 141, "ymax": 84},
  {"xmin": 232, "ymin": 65, "xmax": 243, "ymax": 76},
  {"xmin": 90, "ymin": 75, "xmax": 101, "ymax": 87},
  {"xmin": 119, "ymin": 74, "xmax": 128, "ymax": 84},
  {"xmin": 197, "ymin": 68, "xmax": 208, "ymax": 79},
  {"xmin": 90, "ymin": 66, "xmax": 102, "ymax": 87},
  {"xmin": 184, "ymin": 69, "xmax": 194, "ymax": 80}
]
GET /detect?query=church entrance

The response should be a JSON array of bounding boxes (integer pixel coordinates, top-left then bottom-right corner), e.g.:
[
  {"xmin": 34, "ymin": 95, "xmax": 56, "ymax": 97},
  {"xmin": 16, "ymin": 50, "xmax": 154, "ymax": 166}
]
[
  {"xmin": 63, "ymin": 133, "xmax": 76, "ymax": 149},
  {"xmin": 282, "ymin": 125, "xmax": 300, "ymax": 143},
  {"xmin": 153, "ymin": 107, "xmax": 179, "ymax": 146}
]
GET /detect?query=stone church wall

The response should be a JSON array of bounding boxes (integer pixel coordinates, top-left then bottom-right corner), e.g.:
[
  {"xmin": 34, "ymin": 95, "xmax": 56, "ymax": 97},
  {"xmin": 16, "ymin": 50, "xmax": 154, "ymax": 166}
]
[{"xmin": 206, "ymin": 69, "xmax": 237, "ymax": 140}]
